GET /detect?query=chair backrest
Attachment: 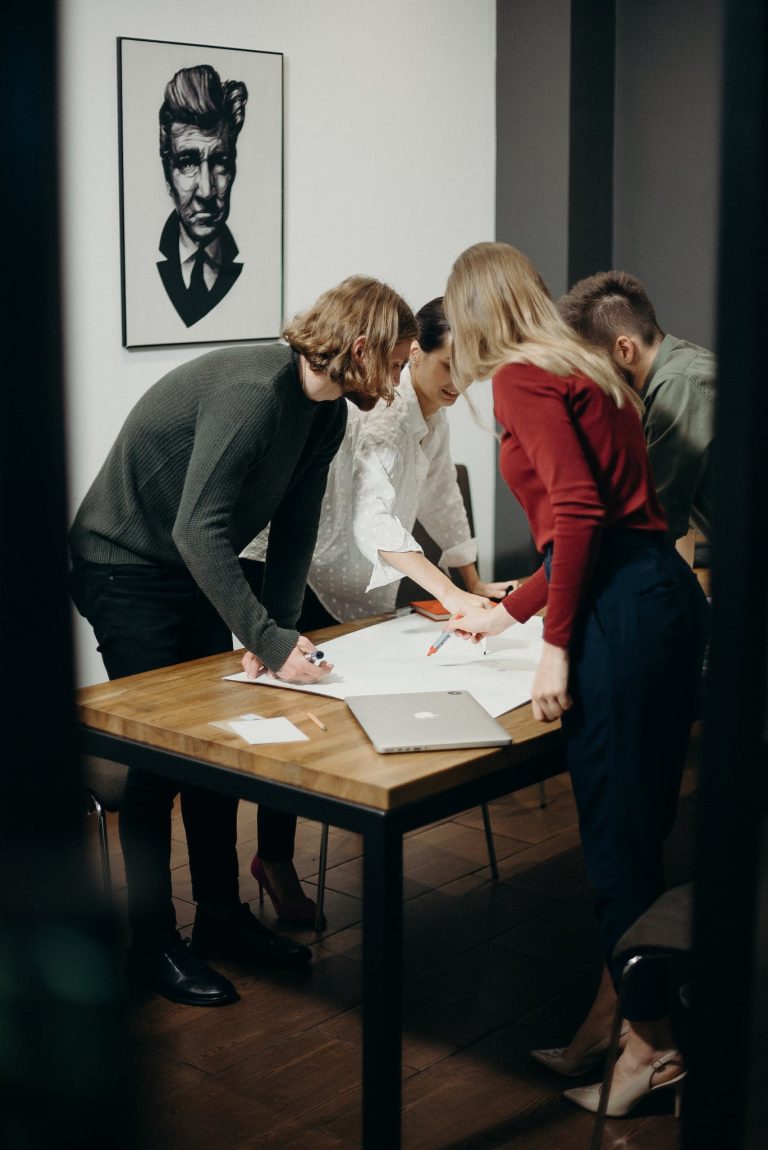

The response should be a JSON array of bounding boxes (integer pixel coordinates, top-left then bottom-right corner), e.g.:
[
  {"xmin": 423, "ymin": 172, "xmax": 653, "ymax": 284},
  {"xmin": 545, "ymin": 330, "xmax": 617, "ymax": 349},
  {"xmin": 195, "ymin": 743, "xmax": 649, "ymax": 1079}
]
[
  {"xmin": 613, "ymin": 881, "xmax": 694, "ymax": 962},
  {"xmin": 395, "ymin": 463, "xmax": 474, "ymax": 607},
  {"xmin": 82, "ymin": 755, "xmax": 129, "ymax": 812}
]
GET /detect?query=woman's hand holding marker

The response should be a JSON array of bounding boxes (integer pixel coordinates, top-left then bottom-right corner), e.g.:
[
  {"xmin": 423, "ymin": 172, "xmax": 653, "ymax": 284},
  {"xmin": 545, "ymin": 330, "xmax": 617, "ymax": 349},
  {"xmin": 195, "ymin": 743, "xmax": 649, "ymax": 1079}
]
[{"xmin": 445, "ymin": 602, "xmax": 514, "ymax": 644}]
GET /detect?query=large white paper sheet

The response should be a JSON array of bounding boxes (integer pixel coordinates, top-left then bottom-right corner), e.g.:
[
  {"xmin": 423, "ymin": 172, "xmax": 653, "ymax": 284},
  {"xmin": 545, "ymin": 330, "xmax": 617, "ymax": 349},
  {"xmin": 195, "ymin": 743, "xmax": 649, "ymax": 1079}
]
[{"xmin": 225, "ymin": 613, "xmax": 544, "ymax": 718}]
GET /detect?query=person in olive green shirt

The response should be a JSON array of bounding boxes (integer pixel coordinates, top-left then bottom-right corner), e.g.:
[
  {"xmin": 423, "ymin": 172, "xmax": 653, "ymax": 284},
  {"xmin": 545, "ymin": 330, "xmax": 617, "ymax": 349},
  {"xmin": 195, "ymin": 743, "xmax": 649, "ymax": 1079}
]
[{"xmin": 559, "ymin": 271, "xmax": 715, "ymax": 565}]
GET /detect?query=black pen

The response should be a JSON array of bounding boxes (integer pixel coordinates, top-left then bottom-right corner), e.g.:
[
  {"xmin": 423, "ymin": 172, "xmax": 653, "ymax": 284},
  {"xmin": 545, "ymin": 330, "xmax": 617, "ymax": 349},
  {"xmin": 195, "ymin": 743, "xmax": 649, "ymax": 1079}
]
[{"xmin": 303, "ymin": 649, "xmax": 325, "ymax": 665}]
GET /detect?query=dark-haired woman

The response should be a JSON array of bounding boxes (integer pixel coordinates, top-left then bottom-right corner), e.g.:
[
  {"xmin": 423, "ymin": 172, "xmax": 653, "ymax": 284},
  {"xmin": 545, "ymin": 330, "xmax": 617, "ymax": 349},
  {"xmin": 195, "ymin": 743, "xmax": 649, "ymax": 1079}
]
[{"xmin": 241, "ymin": 298, "xmax": 515, "ymax": 922}]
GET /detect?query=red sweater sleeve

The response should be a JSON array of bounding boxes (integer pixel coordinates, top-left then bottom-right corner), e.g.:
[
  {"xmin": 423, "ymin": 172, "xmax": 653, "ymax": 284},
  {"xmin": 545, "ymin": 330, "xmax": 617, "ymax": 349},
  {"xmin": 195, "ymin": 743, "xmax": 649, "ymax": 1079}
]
[
  {"xmin": 502, "ymin": 565, "xmax": 548, "ymax": 623},
  {"xmin": 494, "ymin": 366, "xmax": 606, "ymax": 648}
]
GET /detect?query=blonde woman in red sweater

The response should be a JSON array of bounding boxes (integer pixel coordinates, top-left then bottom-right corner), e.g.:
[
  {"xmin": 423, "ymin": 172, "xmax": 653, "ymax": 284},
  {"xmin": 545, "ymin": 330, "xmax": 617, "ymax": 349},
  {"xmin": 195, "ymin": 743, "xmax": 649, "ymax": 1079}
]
[{"xmin": 443, "ymin": 243, "xmax": 707, "ymax": 1119}]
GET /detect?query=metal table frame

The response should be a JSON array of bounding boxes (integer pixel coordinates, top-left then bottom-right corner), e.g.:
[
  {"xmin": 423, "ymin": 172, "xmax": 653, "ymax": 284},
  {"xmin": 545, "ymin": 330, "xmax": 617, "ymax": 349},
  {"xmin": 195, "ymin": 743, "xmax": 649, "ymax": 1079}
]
[{"xmin": 79, "ymin": 723, "xmax": 563, "ymax": 1150}]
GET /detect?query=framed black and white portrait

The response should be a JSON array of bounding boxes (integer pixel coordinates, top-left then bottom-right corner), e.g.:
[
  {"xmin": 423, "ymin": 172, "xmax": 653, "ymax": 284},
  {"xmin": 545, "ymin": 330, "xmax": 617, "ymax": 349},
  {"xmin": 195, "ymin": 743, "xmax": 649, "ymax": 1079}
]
[{"xmin": 117, "ymin": 37, "xmax": 283, "ymax": 348}]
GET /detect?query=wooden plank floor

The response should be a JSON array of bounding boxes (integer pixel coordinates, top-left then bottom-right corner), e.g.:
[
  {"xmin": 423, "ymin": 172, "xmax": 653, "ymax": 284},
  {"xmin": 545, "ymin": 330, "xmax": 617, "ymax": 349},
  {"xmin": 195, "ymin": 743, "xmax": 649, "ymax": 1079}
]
[{"xmin": 91, "ymin": 741, "xmax": 699, "ymax": 1150}]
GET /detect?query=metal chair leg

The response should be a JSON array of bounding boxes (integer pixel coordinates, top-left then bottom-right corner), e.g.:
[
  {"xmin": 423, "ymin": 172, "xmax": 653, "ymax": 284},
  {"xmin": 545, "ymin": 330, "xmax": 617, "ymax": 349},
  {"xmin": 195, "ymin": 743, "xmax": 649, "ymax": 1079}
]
[
  {"xmin": 92, "ymin": 795, "xmax": 112, "ymax": 894},
  {"xmin": 590, "ymin": 953, "xmax": 667, "ymax": 1150},
  {"xmin": 315, "ymin": 822, "xmax": 330, "ymax": 932},
  {"xmin": 480, "ymin": 802, "xmax": 499, "ymax": 879},
  {"xmin": 315, "ymin": 801, "xmax": 499, "ymax": 927}
]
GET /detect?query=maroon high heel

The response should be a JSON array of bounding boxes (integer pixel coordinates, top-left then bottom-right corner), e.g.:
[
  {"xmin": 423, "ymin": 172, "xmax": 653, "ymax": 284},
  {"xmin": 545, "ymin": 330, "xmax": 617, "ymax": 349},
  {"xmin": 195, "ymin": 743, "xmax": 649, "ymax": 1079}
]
[{"xmin": 250, "ymin": 855, "xmax": 326, "ymax": 929}]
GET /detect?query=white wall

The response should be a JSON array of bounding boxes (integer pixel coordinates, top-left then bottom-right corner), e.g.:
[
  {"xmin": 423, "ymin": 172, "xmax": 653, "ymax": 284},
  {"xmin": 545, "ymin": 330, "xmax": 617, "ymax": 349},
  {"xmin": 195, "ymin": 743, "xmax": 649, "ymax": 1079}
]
[{"xmin": 59, "ymin": 0, "xmax": 497, "ymax": 685}]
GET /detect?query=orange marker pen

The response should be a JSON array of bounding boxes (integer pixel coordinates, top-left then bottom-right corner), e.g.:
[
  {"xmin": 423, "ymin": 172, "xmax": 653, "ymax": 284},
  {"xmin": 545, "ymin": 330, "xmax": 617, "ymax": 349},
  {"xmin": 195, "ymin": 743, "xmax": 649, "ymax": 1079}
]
[
  {"xmin": 426, "ymin": 614, "xmax": 462, "ymax": 656},
  {"xmin": 426, "ymin": 629, "xmax": 452, "ymax": 656}
]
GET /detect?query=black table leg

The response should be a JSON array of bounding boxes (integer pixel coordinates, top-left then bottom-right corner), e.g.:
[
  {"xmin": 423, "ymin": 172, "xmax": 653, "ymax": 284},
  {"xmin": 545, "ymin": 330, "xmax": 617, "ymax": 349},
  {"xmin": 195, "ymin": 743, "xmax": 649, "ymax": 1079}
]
[{"xmin": 362, "ymin": 816, "xmax": 403, "ymax": 1150}]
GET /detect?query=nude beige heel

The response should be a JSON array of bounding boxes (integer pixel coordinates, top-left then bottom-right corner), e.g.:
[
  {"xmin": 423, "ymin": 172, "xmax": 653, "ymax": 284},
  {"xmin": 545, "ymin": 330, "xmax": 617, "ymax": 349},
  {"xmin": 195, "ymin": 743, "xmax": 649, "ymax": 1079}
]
[{"xmin": 563, "ymin": 1050, "xmax": 686, "ymax": 1117}]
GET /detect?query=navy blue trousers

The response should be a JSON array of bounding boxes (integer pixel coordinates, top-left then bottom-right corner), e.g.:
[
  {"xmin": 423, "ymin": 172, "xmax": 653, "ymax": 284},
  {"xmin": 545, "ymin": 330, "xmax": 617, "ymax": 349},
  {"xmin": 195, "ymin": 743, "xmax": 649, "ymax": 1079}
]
[
  {"xmin": 553, "ymin": 531, "xmax": 708, "ymax": 1019},
  {"xmin": 71, "ymin": 560, "xmax": 243, "ymax": 944}
]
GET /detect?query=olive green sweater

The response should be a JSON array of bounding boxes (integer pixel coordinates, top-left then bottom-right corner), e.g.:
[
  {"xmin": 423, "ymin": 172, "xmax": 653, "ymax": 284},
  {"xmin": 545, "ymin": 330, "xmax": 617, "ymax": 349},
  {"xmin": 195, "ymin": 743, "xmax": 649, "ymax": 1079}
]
[
  {"xmin": 70, "ymin": 343, "xmax": 347, "ymax": 671},
  {"xmin": 641, "ymin": 334, "xmax": 716, "ymax": 541}
]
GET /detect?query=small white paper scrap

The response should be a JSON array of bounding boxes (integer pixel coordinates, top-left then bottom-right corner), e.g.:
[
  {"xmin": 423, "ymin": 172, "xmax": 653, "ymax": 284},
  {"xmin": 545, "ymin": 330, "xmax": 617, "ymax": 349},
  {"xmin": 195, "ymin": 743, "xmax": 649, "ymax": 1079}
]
[
  {"xmin": 229, "ymin": 717, "xmax": 308, "ymax": 745},
  {"xmin": 210, "ymin": 712, "xmax": 263, "ymax": 732}
]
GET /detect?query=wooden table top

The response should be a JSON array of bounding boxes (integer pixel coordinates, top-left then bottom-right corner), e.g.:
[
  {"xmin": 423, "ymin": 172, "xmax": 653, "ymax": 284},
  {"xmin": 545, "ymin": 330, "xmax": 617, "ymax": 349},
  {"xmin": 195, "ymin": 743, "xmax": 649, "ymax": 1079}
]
[{"xmin": 76, "ymin": 619, "xmax": 561, "ymax": 812}]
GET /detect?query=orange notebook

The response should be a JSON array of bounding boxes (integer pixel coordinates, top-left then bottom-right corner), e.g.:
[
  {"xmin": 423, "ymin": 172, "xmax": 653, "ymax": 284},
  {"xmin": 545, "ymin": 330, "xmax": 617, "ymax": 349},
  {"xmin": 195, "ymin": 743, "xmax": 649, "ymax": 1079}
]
[{"xmin": 410, "ymin": 598, "xmax": 450, "ymax": 621}]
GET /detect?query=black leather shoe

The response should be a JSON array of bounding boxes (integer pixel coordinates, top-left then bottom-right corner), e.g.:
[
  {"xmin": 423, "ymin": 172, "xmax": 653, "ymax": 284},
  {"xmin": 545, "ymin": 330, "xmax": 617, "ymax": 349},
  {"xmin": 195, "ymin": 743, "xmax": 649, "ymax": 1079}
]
[
  {"xmin": 191, "ymin": 903, "xmax": 312, "ymax": 971},
  {"xmin": 126, "ymin": 933, "xmax": 239, "ymax": 1006}
]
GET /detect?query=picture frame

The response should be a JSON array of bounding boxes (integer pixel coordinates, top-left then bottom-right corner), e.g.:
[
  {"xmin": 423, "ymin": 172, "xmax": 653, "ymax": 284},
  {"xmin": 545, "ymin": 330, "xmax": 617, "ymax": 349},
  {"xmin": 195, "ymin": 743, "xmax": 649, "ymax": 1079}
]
[{"xmin": 117, "ymin": 36, "xmax": 283, "ymax": 349}]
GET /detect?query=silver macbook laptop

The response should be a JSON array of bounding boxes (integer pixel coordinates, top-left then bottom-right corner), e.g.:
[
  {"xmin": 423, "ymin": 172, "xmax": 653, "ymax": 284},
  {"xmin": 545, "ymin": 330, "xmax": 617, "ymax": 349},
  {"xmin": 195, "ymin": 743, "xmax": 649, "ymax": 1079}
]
[{"xmin": 346, "ymin": 689, "xmax": 512, "ymax": 753}]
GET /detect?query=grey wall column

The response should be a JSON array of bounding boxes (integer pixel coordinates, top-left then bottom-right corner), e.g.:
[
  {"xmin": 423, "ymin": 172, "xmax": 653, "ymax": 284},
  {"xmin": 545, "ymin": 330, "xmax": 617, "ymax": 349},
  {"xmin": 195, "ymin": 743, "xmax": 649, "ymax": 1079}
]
[
  {"xmin": 495, "ymin": 0, "xmax": 570, "ymax": 576},
  {"xmin": 494, "ymin": 0, "xmax": 615, "ymax": 577},
  {"xmin": 613, "ymin": 0, "xmax": 722, "ymax": 348},
  {"xmin": 568, "ymin": 0, "xmax": 615, "ymax": 283},
  {"xmin": 496, "ymin": 0, "xmax": 572, "ymax": 298}
]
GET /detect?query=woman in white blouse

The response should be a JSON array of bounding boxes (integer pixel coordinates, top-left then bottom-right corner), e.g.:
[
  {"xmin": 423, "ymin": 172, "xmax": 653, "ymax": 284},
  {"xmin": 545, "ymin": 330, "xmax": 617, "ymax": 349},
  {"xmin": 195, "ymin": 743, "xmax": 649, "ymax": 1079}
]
[{"xmin": 240, "ymin": 298, "xmax": 515, "ymax": 922}]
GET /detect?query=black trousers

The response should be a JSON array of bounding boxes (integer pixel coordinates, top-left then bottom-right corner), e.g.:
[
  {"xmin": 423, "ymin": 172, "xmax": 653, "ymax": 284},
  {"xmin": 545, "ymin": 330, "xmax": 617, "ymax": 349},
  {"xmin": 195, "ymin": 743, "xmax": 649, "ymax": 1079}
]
[
  {"xmin": 71, "ymin": 560, "xmax": 241, "ymax": 945},
  {"xmin": 239, "ymin": 559, "xmax": 339, "ymax": 861},
  {"xmin": 555, "ymin": 531, "xmax": 708, "ymax": 1019}
]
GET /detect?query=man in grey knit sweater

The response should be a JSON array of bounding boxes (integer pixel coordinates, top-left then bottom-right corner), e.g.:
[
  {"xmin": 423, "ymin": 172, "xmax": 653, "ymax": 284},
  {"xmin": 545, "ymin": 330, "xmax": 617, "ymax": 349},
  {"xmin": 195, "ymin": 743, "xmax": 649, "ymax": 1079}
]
[{"xmin": 70, "ymin": 277, "xmax": 416, "ymax": 1006}]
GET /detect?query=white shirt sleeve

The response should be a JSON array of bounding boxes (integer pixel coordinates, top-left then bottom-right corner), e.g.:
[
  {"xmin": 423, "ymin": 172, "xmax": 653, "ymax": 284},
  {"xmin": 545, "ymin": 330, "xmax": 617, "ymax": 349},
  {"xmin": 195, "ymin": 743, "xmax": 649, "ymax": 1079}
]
[
  {"xmin": 414, "ymin": 417, "xmax": 477, "ymax": 571},
  {"xmin": 239, "ymin": 525, "xmax": 269, "ymax": 561},
  {"xmin": 351, "ymin": 437, "xmax": 425, "ymax": 592}
]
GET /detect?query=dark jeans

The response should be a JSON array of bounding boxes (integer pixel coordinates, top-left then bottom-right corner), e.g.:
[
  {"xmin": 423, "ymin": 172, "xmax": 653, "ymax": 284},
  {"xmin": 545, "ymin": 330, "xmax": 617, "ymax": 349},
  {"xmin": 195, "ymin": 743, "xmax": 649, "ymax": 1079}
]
[
  {"xmin": 550, "ymin": 531, "xmax": 708, "ymax": 1019},
  {"xmin": 70, "ymin": 559, "xmax": 240, "ymax": 945},
  {"xmin": 240, "ymin": 559, "xmax": 339, "ymax": 861}
]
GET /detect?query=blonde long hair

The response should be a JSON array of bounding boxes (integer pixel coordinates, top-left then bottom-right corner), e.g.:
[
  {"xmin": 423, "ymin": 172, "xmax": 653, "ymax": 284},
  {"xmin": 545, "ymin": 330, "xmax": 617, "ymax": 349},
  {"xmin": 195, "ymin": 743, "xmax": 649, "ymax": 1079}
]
[
  {"xmin": 282, "ymin": 276, "xmax": 416, "ymax": 406},
  {"xmin": 444, "ymin": 242, "xmax": 643, "ymax": 414}
]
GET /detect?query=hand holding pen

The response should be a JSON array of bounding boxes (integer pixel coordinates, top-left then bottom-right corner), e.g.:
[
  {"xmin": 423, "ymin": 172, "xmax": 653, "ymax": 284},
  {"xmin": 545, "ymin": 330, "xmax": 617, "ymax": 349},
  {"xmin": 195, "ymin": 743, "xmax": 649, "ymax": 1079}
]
[
  {"xmin": 273, "ymin": 640, "xmax": 334, "ymax": 682},
  {"xmin": 445, "ymin": 602, "xmax": 514, "ymax": 644},
  {"xmin": 242, "ymin": 640, "xmax": 333, "ymax": 683},
  {"xmin": 427, "ymin": 608, "xmax": 493, "ymax": 656}
]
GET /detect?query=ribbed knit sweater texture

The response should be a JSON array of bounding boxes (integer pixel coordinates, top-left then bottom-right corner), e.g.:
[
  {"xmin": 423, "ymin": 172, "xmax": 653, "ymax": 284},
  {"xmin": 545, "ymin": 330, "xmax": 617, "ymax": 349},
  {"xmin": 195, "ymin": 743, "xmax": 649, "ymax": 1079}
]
[
  {"xmin": 493, "ymin": 362, "xmax": 666, "ymax": 649},
  {"xmin": 70, "ymin": 343, "xmax": 347, "ymax": 671}
]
